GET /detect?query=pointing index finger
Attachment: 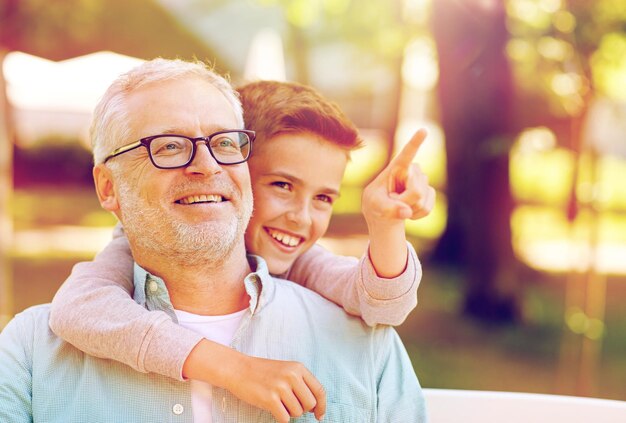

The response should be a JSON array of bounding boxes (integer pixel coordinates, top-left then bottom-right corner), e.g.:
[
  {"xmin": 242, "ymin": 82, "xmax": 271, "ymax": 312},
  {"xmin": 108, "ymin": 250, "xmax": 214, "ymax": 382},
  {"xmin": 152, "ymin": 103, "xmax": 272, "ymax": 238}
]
[{"xmin": 392, "ymin": 128, "xmax": 427, "ymax": 168}]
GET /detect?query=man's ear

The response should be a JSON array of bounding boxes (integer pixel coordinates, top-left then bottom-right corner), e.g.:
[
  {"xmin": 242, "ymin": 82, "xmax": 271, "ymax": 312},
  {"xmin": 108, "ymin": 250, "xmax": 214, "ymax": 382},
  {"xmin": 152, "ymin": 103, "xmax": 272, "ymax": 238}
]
[{"xmin": 93, "ymin": 164, "xmax": 120, "ymax": 212}]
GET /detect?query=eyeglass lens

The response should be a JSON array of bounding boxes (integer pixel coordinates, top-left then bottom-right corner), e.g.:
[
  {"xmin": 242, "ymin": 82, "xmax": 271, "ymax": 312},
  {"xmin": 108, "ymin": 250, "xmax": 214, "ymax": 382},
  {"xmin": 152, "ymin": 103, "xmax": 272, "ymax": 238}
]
[{"xmin": 149, "ymin": 132, "xmax": 250, "ymax": 168}]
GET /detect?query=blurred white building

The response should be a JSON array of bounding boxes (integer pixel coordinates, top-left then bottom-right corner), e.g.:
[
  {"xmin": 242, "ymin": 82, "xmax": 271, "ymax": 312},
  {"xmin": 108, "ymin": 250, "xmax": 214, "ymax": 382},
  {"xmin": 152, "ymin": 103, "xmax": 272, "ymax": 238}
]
[{"xmin": 4, "ymin": 51, "xmax": 143, "ymax": 147}]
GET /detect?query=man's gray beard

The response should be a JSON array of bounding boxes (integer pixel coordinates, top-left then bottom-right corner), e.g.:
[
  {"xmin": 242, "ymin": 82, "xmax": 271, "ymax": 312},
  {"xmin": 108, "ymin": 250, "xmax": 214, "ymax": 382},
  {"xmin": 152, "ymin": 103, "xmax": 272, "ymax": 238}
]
[{"xmin": 116, "ymin": 180, "xmax": 252, "ymax": 267}]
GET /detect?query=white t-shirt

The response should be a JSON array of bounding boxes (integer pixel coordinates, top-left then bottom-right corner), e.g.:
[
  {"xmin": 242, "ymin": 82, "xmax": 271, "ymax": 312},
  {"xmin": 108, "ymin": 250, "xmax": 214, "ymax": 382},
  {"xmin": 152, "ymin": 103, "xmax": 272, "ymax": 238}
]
[{"xmin": 174, "ymin": 308, "xmax": 247, "ymax": 423}]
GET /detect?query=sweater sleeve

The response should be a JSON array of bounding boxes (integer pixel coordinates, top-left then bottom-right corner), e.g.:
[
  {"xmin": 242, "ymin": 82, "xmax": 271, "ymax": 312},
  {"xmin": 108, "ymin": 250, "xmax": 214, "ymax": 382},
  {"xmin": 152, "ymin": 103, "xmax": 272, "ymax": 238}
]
[
  {"xmin": 285, "ymin": 242, "xmax": 421, "ymax": 326},
  {"xmin": 48, "ymin": 225, "xmax": 202, "ymax": 380}
]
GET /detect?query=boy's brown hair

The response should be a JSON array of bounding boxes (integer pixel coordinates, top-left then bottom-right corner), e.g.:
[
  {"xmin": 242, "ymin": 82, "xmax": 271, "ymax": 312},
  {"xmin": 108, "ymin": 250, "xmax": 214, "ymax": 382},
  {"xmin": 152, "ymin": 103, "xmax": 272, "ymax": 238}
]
[{"xmin": 237, "ymin": 80, "xmax": 363, "ymax": 152}]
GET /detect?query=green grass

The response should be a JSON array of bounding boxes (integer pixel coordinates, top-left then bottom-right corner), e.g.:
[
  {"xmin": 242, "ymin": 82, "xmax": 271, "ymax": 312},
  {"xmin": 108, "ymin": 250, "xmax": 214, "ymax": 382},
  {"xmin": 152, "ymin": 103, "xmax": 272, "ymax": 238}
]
[
  {"xmin": 12, "ymin": 187, "xmax": 116, "ymax": 230},
  {"xmin": 397, "ymin": 266, "xmax": 626, "ymax": 401}
]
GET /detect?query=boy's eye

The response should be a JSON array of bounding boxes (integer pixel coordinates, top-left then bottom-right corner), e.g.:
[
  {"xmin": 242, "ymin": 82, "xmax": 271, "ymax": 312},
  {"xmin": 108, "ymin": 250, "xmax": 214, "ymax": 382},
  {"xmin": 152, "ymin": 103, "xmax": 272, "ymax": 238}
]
[
  {"xmin": 316, "ymin": 194, "xmax": 334, "ymax": 204},
  {"xmin": 271, "ymin": 181, "xmax": 292, "ymax": 191}
]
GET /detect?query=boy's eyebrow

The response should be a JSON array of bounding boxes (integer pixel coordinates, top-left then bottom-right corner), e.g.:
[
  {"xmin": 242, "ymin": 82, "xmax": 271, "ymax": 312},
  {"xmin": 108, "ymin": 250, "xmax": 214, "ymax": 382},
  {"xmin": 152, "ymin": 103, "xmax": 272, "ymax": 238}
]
[{"xmin": 266, "ymin": 171, "xmax": 341, "ymax": 196}]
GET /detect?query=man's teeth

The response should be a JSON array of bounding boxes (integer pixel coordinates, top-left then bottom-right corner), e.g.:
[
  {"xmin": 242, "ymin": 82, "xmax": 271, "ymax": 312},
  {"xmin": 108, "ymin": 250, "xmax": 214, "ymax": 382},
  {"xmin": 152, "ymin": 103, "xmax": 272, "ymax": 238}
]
[
  {"xmin": 268, "ymin": 229, "xmax": 301, "ymax": 247},
  {"xmin": 178, "ymin": 194, "xmax": 223, "ymax": 204}
]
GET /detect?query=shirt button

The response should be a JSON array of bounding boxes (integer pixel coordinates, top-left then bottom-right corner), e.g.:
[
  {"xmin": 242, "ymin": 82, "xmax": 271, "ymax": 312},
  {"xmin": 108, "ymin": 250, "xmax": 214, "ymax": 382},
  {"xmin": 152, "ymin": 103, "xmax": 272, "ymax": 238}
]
[
  {"xmin": 148, "ymin": 280, "xmax": 158, "ymax": 293},
  {"xmin": 172, "ymin": 403, "xmax": 184, "ymax": 415}
]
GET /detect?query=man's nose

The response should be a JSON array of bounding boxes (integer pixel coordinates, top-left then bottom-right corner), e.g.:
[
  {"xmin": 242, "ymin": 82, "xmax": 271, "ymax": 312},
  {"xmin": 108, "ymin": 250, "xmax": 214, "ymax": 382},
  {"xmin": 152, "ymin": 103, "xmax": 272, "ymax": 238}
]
[{"xmin": 185, "ymin": 140, "xmax": 222, "ymax": 175}]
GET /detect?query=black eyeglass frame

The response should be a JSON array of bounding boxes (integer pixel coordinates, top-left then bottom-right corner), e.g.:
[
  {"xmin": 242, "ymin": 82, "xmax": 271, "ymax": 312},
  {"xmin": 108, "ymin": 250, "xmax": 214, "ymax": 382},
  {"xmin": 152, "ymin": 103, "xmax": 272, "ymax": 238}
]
[{"xmin": 103, "ymin": 129, "xmax": 256, "ymax": 169}]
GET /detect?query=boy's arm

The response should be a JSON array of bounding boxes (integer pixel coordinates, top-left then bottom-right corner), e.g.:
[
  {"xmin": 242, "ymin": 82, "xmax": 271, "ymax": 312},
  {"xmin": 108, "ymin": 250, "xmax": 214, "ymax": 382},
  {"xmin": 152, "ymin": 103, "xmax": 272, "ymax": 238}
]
[
  {"xmin": 48, "ymin": 226, "xmax": 202, "ymax": 380},
  {"xmin": 287, "ymin": 242, "xmax": 420, "ymax": 326},
  {"xmin": 361, "ymin": 128, "xmax": 434, "ymax": 278}
]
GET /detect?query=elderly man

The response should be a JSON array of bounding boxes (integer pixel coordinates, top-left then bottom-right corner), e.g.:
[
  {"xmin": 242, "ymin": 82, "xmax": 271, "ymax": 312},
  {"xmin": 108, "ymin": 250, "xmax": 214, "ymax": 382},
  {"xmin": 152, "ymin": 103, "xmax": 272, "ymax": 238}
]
[{"xmin": 0, "ymin": 58, "xmax": 426, "ymax": 422}]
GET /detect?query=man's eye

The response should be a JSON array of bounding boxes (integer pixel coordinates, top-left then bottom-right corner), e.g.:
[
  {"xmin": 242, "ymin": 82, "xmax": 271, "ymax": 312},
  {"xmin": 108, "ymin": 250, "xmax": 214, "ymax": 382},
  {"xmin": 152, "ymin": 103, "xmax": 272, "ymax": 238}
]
[
  {"xmin": 212, "ymin": 137, "xmax": 239, "ymax": 150},
  {"xmin": 152, "ymin": 138, "xmax": 187, "ymax": 156}
]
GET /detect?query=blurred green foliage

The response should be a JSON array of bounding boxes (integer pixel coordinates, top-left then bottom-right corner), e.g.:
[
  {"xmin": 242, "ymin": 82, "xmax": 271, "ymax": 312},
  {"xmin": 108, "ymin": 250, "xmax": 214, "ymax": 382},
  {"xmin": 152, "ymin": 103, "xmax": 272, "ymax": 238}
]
[
  {"xmin": 507, "ymin": 0, "xmax": 626, "ymax": 118},
  {"xmin": 12, "ymin": 188, "xmax": 114, "ymax": 230}
]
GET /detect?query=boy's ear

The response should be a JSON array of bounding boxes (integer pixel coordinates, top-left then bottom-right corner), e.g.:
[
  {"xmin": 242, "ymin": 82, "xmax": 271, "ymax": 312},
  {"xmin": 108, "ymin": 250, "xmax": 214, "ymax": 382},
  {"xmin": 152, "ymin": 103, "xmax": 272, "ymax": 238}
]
[{"xmin": 93, "ymin": 164, "xmax": 120, "ymax": 212}]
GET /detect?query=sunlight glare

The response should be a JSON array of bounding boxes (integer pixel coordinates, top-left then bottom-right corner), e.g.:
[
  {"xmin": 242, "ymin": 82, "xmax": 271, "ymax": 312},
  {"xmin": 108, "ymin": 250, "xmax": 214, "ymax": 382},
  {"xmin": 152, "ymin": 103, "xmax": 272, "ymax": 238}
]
[
  {"xmin": 13, "ymin": 226, "xmax": 114, "ymax": 256},
  {"xmin": 516, "ymin": 127, "xmax": 557, "ymax": 153},
  {"xmin": 537, "ymin": 37, "xmax": 571, "ymax": 61},
  {"xmin": 539, "ymin": 0, "xmax": 561, "ymax": 14},
  {"xmin": 551, "ymin": 72, "xmax": 581, "ymax": 97},
  {"xmin": 509, "ymin": 0, "xmax": 551, "ymax": 29},
  {"xmin": 506, "ymin": 38, "xmax": 534, "ymax": 62},
  {"xmin": 552, "ymin": 10, "xmax": 576, "ymax": 33},
  {"xmin": 244, "ymin": 28, "xmax": 287, "ymax": 81},
  {"xmin": 286, "ymin": 0, "xmax": 320, "ymax": 28},
  {"xmin": 403, "ymin": 0, "xmax": 431, "ymax": 24},
  {"xmin": 591, "ymin": 33, "xmax": 626, "ymax": 101},
  {"xmin": 517, "ymin": 238, "xmax": 626, "ymax": 275},
  {"xmin": 323, "ymin": 0, "xmax": 350, "ymax": 15},
  {"xmin": 402, "ymin": 37, "xmax": 439, "ymax": 91},
  {"xmin": 4, "ymin": 51, "xmax": 143, "ymax": 113}
]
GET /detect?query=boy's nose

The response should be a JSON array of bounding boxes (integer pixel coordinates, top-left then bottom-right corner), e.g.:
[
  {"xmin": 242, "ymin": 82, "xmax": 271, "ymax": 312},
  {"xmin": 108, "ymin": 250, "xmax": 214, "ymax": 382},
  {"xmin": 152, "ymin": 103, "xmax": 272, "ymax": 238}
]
[{"xmin": 286, "ymin": 202, "xmax": 312, "ymax": 227}]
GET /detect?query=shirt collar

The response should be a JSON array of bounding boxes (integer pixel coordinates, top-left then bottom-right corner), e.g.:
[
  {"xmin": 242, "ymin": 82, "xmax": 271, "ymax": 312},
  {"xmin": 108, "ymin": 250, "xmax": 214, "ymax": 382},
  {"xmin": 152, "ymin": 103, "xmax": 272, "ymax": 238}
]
[{"xmin": 132, "ymin": 254, "xmax": 276, "ymax": 317}]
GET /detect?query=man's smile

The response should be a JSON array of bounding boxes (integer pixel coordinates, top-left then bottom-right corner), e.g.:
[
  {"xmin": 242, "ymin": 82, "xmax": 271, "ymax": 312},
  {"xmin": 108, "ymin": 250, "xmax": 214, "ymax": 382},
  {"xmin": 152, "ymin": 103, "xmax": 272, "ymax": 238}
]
[{"xmin": 176, "ymin": 194, "xmax": 225, "ymax": 205}]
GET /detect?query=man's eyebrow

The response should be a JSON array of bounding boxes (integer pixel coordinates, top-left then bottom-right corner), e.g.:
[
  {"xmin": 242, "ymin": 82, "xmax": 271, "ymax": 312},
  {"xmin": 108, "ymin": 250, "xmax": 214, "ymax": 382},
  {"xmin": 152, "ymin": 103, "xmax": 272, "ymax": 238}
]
[{"xmin": 266, "ymin": 171, "xmax": 341, "ymax": 196}]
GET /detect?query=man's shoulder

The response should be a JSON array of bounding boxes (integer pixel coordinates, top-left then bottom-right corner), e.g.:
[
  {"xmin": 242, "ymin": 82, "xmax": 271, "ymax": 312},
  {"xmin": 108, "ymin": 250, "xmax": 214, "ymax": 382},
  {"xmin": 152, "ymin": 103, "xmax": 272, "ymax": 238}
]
[
  {"xmin": 17, "ymin": 303, "xmax": 51, "ymax": 316},
  {"xmin": 2, "ymin": 303, "xmax": 51, "ymax": 332},
  {"xmin": 0, "ymin": 304, "xmax": 53, "ymax": 365}
]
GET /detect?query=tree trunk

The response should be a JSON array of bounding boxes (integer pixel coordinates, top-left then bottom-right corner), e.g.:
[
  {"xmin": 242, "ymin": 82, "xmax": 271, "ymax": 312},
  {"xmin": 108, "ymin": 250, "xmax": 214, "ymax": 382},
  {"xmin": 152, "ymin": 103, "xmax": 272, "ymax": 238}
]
[
  {"xmin": 432, "ymin": 0, "xmax": 520, "ymax": 322},
  {"xmin": 0, "ymin": 49, "xmax": 14, "ymax": 327},
  {"xmin": 287, "ymin": 23, "xmax": 310, "ymax": 85}
]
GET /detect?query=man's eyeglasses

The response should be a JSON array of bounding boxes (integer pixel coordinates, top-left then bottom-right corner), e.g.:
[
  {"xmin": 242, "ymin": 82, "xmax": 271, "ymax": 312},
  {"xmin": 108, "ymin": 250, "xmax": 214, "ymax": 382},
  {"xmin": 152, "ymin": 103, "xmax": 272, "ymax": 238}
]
[{"xmin": 103, "ymin": 130, "xmax": 256, "ymax": 169}]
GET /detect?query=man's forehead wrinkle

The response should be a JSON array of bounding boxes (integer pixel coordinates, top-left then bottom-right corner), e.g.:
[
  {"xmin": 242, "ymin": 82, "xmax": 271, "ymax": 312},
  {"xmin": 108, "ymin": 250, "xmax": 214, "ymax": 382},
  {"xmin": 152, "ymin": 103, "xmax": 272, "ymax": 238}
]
[{"xmin": 154, "ymin": 124, "xmax": 231, "ymax": 136}]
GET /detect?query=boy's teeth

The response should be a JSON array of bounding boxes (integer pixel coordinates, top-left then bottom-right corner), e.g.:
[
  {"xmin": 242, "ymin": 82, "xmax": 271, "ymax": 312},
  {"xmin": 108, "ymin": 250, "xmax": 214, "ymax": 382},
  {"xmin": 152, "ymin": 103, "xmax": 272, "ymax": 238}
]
[
  {"xmin": 268, "ymin": 229, "xmax": 301, "ymax": 247},
  {"xmin": 180, "ymin": 194, "xmax": 223, "ymax": 204}
]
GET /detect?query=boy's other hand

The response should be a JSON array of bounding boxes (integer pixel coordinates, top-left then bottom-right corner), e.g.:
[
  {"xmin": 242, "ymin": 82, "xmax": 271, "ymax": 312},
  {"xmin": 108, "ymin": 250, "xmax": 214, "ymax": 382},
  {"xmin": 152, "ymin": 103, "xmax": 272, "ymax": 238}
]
[{"xmin": 228, "ymin": 355, "xmax": 326, "ymax": 422}]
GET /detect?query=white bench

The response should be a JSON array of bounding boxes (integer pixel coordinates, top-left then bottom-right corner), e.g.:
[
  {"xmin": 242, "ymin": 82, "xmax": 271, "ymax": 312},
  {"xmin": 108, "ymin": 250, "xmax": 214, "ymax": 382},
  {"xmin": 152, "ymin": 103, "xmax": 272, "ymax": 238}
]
[{"xmin": 423, "ymin": 388, "xmax": 626, "ymax": 423}]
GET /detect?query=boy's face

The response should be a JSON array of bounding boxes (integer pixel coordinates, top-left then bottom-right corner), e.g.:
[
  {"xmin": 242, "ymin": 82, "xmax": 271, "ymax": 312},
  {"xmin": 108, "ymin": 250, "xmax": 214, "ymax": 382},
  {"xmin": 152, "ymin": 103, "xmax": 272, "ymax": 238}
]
[{"xmin": 245, "ymin": 132, "xmax": 348, "ymax": 274}]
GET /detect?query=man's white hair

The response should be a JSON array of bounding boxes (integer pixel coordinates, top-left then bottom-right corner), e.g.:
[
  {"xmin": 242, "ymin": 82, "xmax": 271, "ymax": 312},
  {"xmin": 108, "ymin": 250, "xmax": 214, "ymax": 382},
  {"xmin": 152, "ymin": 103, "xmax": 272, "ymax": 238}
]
[{"xmin": 90, "ymin": 58, "xmax": 244, "ymax": 165}]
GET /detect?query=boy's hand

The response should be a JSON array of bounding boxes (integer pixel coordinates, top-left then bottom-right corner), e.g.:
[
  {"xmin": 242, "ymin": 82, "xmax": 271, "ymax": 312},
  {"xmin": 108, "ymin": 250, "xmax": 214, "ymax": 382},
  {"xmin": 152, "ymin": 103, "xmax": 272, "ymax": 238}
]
[
  {"xmin": 362, "ymin": 128, "xmax": 435, "ymax": 224},
  {"xmin": 227, "ymin": 355, "xmax": 326, "ymax": 422}
]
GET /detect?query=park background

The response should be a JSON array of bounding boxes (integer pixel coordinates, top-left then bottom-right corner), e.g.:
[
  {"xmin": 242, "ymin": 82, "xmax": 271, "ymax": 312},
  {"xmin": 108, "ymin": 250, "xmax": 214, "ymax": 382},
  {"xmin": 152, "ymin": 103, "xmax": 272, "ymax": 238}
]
[{"xmin": 1, "ymin": 0, "xmax": 625, "ymax": 402}]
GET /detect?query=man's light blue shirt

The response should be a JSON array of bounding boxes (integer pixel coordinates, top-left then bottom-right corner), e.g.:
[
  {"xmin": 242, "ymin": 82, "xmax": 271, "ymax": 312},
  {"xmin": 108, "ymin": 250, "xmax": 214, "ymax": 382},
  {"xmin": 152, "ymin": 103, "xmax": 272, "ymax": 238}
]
[{"xmin": 0, "ymin": 255, "xmax": 427, "ymax": 422}]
